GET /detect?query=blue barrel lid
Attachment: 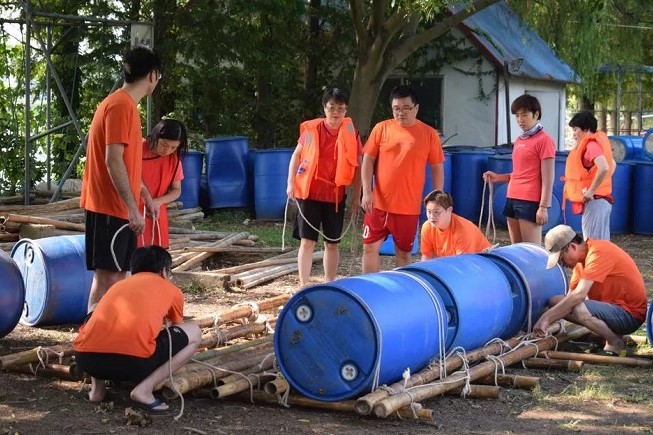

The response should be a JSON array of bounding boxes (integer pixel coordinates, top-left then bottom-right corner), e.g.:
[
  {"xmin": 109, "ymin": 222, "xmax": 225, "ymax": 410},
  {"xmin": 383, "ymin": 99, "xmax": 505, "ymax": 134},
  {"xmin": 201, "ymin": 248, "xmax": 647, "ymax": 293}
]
[
  {"xmin": 12, "ymin": 239, "xmax": 52, "ymax": 326},
  {"xmin": 0, "ymin": 250, "xmax": 25, "ymax": 338},
  {"xmin": 205, "ymin": 135, "xmax": 248, "ymax": 142}
]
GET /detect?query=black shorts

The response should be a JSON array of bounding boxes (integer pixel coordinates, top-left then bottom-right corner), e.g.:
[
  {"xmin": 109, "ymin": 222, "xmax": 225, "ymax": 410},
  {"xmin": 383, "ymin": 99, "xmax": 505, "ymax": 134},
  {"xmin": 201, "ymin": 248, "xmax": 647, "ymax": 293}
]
[
  {"xmin": 85, "ymin": 210, "xmax": 136, "ymax": 271},
  {"xmin": 74, "ymin": 326, "xmax": 189, "ymax": 382},
  {"xmin": 293, "ymin": 199, "xmax": 345, "ymax": 244},
  {"xmin": 503, "ymin": 198, "xmax": 539, "ymax": 224}
]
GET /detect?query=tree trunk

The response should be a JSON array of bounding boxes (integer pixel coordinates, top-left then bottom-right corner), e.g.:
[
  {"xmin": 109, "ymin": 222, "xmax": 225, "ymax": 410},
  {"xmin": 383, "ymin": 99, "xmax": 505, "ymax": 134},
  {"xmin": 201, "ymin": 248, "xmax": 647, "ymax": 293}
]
[
  {"xmin": 303, "ymin": 0, "xmax": 321, "ymax": 117},
  {"xmin": 348, "ymin": 57, "xmax": 387, "ymax": 139}
]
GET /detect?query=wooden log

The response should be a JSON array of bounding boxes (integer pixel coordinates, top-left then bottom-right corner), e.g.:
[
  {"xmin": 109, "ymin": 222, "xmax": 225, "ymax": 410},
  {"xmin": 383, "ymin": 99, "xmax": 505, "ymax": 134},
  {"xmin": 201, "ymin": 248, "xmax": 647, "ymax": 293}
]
[
  {"xmin": 18, "ymin": 224, "xmax": 82, "ymax": 239},
  {"xmin": 0, "ymin": 345, "xmax": 75, "ymax": 370},
  {"xmin": 170, "ymin": 211, "xmax": 205, "ymax": 222},
  {"xmin": 219, "ymin": 258, "xmax": 295, "ymax": 276},
  {"xmin": 167, "ymin": 201, "xmax": 183, "ymax": 210},
  {"xmin": 239, "ymin": 264, "xmax": 299, "ymax": 289},
  {"xmin": 522, "ymin": 357, "xmax": 583, "ymax": 371},
  {"xmin": 8, "ymin": 362, "xmax": 85, "ymax": 381},
  {"xmin": 171, "ymin": 251, "xmax": 197, "ymax": 268},
  {"xmin": 200, "ymin": 321, "xmax": 274, "ymax": 349},
  {"xmin": 214, "ymin": 354, "xmax": 276, "ymax": 387},
  {"xmin": 192, "ymin": 335, "xmax": 274, "ymax": 362},
  {"xmin": 538, "ymin": 350, "xmax": 653, "ymax": 368},
  {"xmin": 447, "ymin": 384, "xmax": 501, "ymax": 399},
  {"xmin": 186, "ymin": 245, "xmax": 288, "ymax": 253},
  {"xmin": 0, "ymin": 221, "xmax": 21, "ymax": 233},
  {"xmin": 0, "ymin": 241, "xmax": 16, "ymax": 252},
  {"xmin": 172, "ymin": 271, "xmax": 228, "ymax": 289},
  {"xmin": 0, "ymin": 197, "xmax": 80, "ymax": 214},
  {"xmin": 372, "ymin": 325, "xmax": 591, "ymax": 418},
  {"xmin": 477, "ymin": 374, "xmax": 540, "ymax": 390},
  {"xmin": 263, "ymin": 378, "xmax": 288, "ymax": 395},
  {"xmin": 167, "ymin": 207, "xmax": 203, "ymax": 218},
  {"xmin": 193, "ymin": 294, "xmax": 290, "ymax": 329},
  {"xmin": 3, "ymin": 214, "xmax": 85, "ymax": 232},
  {"xmin": 173, "ymin": 232, "xmax": 250, "ymax": 272},
  {"xmin": 211, "ymin": 369, "xmax": 276, "ymax": 399},
  {"xmin": 46, "ymin": 213, "xmax": 85, "ymax": 223},
  {"xmin": 0, "ymin": 232, "xmax": 19, "ymax": 242}
]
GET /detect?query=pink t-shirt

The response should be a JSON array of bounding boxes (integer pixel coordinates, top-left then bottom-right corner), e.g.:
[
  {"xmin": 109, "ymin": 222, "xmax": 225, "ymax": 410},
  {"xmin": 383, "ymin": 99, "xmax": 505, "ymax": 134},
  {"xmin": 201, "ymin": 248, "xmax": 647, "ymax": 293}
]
[
  {"xmin": 507, "ymin": 130, "xmax": 555, "ymax": 202},
  {"xmin": 582, "ymin": 141, "xmax": 603, "ymax": 168}
]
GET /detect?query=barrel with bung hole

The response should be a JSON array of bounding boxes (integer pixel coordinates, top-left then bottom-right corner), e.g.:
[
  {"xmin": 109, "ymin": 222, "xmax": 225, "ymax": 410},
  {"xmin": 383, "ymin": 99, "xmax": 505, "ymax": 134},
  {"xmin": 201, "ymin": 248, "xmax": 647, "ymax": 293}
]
[
  {"xmin": 254, "ymin": 148, "xmax": 294, "ymax": 220},
  {"xmin": 491, "ymin": 183, "xmax": 562, "ymax": 232},
  {"xmin": 609, "ymin": 135, "xmax": 649, "ymax": 162},
  {"xmin": 481, "ymin": 243, "xmax": 568, "ymax": 338},
  {"xmin": 0, "ymin": 250, "xmax": 25, "ymax": 337},
  {"xmin": 632, "ymin": 161, "xmax": 653, "ymax": 234},
  {"xmin": 204, "ymin": 136, "xmax": 249, "ymax": 208},
  {"xmin": 274, "ymin": 271, "xmax": 449, "ymax": 401},
  {"xmin": 646, "ymin": 300, "xmax": 653, "ymax": 347},
  {"xmin": 451, "ymin": 149, "xmax": 495, "ymax": 222},
  {"xmin": 400, "ymin": 255, "xmax": 513, "ymax": 349},
  {"xmin": 177, "ymin": 151, "xmax": 203, "ymax": 209},
  {"xmin": 11, "ymin": 235, "xmax": 94, "ymax": 326}
]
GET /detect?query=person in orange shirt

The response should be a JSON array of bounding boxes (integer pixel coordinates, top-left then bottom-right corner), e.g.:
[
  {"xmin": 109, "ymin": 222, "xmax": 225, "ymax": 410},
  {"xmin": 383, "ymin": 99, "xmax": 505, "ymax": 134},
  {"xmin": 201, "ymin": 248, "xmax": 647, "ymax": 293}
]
[
  {"xmin": 361, "ymin": 85, "xmax": 445, "ymax": 273},
  {"xmin": 138, "ymin": 118, "xmax": 188, "ymax": 249},
  {"xmin": 483, "ymin": 94, "xmax": 555, "ymax": 244},
  {"xmin": 81, "ymin": 46, "xmax": 161, "ymax": 312},
  {"xmin": 534, "ymin": 225, "xmax": 647, "ymax": 356},
  {"xmin": 420, "ymin": 190, "xmax": 491, "ymax": 260},
  {"xmin": 73, "ymin": 246, "xmax": 201, "ymax": 412}
]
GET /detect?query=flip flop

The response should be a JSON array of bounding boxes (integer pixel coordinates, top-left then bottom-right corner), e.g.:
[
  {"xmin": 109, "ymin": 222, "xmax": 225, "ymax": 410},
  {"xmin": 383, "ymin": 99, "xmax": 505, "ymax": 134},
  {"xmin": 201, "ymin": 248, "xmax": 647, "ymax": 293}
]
[
  {"xmin": 130, "ymin": 398, "xmax": 169, "ymax": 413},
  {"xmin": 596, "ymin": 348, "xmax": 628, "ymax": 357}
]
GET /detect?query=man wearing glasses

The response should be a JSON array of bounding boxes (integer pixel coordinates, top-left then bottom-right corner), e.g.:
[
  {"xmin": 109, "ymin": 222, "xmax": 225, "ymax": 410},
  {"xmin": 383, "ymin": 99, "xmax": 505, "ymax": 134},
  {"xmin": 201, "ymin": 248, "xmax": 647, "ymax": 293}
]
[
  {"xmin": 534, "ymin": 224, "xmax": 646, "ymax": 356},
  {"xmin": 361, "ymin": 85, "xmax": 445, "ymax": 272}
]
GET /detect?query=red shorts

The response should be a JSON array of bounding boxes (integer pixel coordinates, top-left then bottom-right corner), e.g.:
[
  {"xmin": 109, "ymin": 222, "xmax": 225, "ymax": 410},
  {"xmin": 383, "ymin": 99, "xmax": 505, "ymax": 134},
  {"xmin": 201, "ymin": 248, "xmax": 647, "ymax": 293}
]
[{"xmin": 362, "ymin": 208, "xmax": 419, "ymax": 253}]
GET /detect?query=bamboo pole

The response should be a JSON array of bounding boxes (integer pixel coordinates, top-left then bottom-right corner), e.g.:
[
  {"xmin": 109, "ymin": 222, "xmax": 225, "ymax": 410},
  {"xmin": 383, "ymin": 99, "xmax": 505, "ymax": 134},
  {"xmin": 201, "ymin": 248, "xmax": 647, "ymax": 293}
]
[
  {"xmin": 214, "ymin": 250, "xmax": 300, "ymax": 274},
  {"xmin": 211, "ymin": 355, "xmax": 275, "ymax": 390},
  {"xmin": 167, "ymin": 207, "xmax": 203, "ymax": 218},
  {"xmin": 0, "ymin": 232, "xmax": 19, "ymax": 242},
  {"xmin": 0, "ymin": 221, "xmax": 21, "ymax": 233},
  {"xmin": 372, "ymin": 325, "xmax": 591, "ymax": 418},
  {"xmin": 263, "ymin": 378, "xmax": 288, "ymax": 395},
  {"xmin": 8, "ymin": 362, "xmax": 85, "ymax": 381},
  {"xmin": 19, "ymin": 224, "xmax": 81, "ymax": 239},
  {"xmin": 447, "ymin": 384, "xmax": 501, "ymax": 399},
  {"xmin": 211, "ymin": 369, "xmax": 277, "ymax": 399},
  {"xmin": 0, "ymin": 197, "xmax": 80, "ymax": 214},
  {"xmin": 0, "ymin": 345, "xmax": 74, "ymax": 370},
  {"xmin": 522, "ymin": 357, "xmax": 583, "ymax": 371},
  {"xmin": 538, "ymin": 350, "xmax": 653, "ymax": 368},
  {"xmin": 193, "ymin": 294, "xmax": 290, "ymax": 329},
  {"xmin": 171, "ymin": 211, "xmax": 205, "ymax": 222},
  {"xmin": 173, "ymin": 232, "xmax": 250, "ymax": 272},
  {"xmin": 3, "ymin": 214, "xmax": 85, "ymax": 232},
  {"xmin": 167, "ymin": 201, "xmax": 183, "ymax": 209},
  {"xmin": 191, "ymin": 336, "xmax": 274, "ymax": 363},
  {"xmin": 477, "ymin": 374, "xmax": 540, "ymax": 390},
  {"xmin": 239, "ymin": 265, "xmax": 300, "ymax": 289},
  {"xmin": 200, "ymin": 321, "xmax": 274, "ymax": 349},
  {"xmin": 186, "ymin": 245, "xmax": 288, "ymax": 254},
  {"xmin": 172, "ymin": 271, "xmax": 228, "ymax": 289}
]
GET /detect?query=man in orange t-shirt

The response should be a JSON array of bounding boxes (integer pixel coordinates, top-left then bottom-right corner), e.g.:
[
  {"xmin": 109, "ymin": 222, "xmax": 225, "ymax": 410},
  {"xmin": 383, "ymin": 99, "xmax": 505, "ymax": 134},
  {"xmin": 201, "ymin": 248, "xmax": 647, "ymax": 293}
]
[
  {"xmin": 420, "ymin": 190, "xmax": 491, "ymax": 260},
  {"xmin": 81, "ymin": 46, "xmax": 161, "ymax": 312},
  {"xmin": 74, "ymin": 246, "xmax": 201, "ymax": 411},
  {"xmin": 361, "ymin": 85, "xmax": 445, "ymax": 272},
  {"xmin": 534, "ymin": 225, "xmax": 647, "ymax": 356}
]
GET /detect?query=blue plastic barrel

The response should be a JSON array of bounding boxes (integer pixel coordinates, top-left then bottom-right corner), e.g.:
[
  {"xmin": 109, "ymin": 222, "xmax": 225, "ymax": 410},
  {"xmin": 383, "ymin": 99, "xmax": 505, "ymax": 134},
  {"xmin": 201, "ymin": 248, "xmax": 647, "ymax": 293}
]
[
  {"xmin": 400, "ymin": 255, "xmax": 512, "ymax": 349},
  {"xmin": 379, "ymin": 229, "xmax": 419, "ymax": 256},
  {"xmin": 632, "ymin": 161, "xmax": 653, "ymax": 234},
  {"xmin": 643, "ymin": 129, "xmax": 653, "ymax": 160},
  {"xmin": 554, "ymin": 154, "xmax": 582, "ymax": 232},
  {"xmin": 204, "ymin": 136, "xmax": 249, "ymax": 208},
  {"xmin": 420, "ymin": 151, "xmax": 453, "ymax": 222},
  {"xmin": 254, "ymin": 148, "xmax": 293, "ymax": 220},
  {"xmin": 481, "ymin": 243, "xmax": 568, "ymax": 337},
  {"xmin": 177, "ymin": 151, "xmax": 204, "ymax": 209},
  {"xmin": 11, "ymin": 235, "xmax": 94, "ymax": 326},
  {"xmin": 0, "ymin": 250, "xmax": 25, "ymax": 338},
  {"xmin": 487, "ymin": 154, "xmax": 513, "ymax": 175},
  {"xmin": 491, "ymin": 183, "xmax": 562, "ymax": 233},
  {"xmin": 274, "ymin": 271, "xmax": 448, "ymax": 401},
  {"xmin": 451, "ymin": 150, "xmax": 494, "ymax": 222},
  {"xmin": 646, "ymin": 300, "xmax": 653, "ymax": 348},
  {"xmin": 610, "ymin": 161, "xmax": 633, "ymax": 234},
  {"xmin": 609, "ymin": 135, "xmax": 649, "ymax": 162}
]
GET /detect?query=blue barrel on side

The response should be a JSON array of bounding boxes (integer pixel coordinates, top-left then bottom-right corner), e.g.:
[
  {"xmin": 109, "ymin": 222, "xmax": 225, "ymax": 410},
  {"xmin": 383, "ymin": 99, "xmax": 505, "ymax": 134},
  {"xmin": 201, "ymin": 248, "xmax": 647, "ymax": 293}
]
[
  {"xmin": 481, "ymin": 243, "xmax": 568, "ymax": 337},
  {"xmin": 646, "ymin": 300, "xmax": 653, "ymax": 348},
  {"xmin": 632, "ymin": 161, "xmax": 653, "ymax": 234},
  {"xmin": 491, "ymin": 183, "xmax": 562, "ymax": 233},
  {"xmin": 400, "ymin": 255, "xmax": 512, "ymax": 349},
  {"xmin": 379, "ymin": 230, "xmax": 419, "ymax": 256},
  {"xmin": 609, "ymin": 135, "xmax": 649, "ymax": 162},
  {"xmin": 274, "ymin": 271, "xmax": 448, "ymax": 401},
  {"xmin": 610, "ymin": 161, "xmax": 633, "ymax": 234},
  {"xmin": 205, "ymin": 136, "xmax": 249, "ymax": 208},
  {"xmin": 0, "ymin": 250, "xmax": 25, "ymax": 338},
  {"xmin": 177, "ymin": 151, "xmax": 204, "ymax": 209},
  {"xmin": 254, "ymin": 148, "xmax": 293, "ymax": 220},
  {"xmin": 451, "ymin": 150, "xmax": 494, "ymax": 222},
  {"xmin": 11, "ymin": 235, "xmax": 94, "ymax": 326}
]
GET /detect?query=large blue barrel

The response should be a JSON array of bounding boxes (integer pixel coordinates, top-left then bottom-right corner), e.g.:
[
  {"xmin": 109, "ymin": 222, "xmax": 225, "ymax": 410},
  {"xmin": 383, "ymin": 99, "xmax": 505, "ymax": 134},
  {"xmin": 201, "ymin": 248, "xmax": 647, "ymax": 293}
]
[
  {"xmin": 0, "ymin": 250, "xmax": 25, "ymax": 338},
  {"xmin": 274, "ymin": 271, "xmax": 448, "ymax": 401},
  {"xmin": 11, "ymin": 235, "xmax": 94, "ymax": 326},
  {"xmin": 554, "ymin": 154, "xmax": 582, "ymax": 232},
  {"xmin": 177, "ymin": 151, "xmax": 204, "ymax": 209},
  {"xmin": 254, "ymin": 148, "xmax": 293, "ymax": 220},
  {"xmin": 491, "ymin": 183, "xmax": 562, "ymax": 233},
  {"xmin": 204, "ymin": 136, "xmax": 249, "ymax": 208},
  {"xmin": 632, "ymin": 161, "xmax": 653, "ymax": 234},
  {"xmin": 646, "ymin": 300, "xmax": 653, "ymax": 348},
  {"xmin": 451, "ymin": 150, "xmax": 494, "ymax": 222},
  {"xmin": 420, "ymin": 151, "xmax": 453, "ymax": 222},
  {"xmin": 610, "ymin": 161, "xmax": 633, "ymax": 234},
  {"xmin": 481, "ymin": 243, "xmax": 568, "ymax": 338},
  {"xmin": 400, "ymin": 255, "xmax": 513, "ymax": 349},
  {"xmin": 379, "ymin": 230, "xmax": 419, "ymax": 256},
  {"xmin": 643, "ymin": 129, "xmax": 653, "ymax": 160},
  {"xmin": 609, "ymin": 135, "xmax": 649, "ymax": 162},
  {"xmin": 487, "ymin": 153, "xmax": 513, "ymax": 174}
]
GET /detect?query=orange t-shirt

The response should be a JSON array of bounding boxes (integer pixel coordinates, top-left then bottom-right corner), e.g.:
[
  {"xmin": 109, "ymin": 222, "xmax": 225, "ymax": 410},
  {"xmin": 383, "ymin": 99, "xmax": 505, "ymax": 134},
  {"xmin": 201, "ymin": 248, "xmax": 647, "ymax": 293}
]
[
  {"xmin": 506, "ymin": 129, "xmax": 555, "ymax": 202},
  {"xmin": 569, "ymin": 239, "xmax": 647, "ymax": 322},
  {"xmin": 364, "ymin": 119, "xmax": 444, "ymax": 215},
  {"xmin": 80, "ymin": 88, "xmax": 143, "ymax": 219},
  {"xmin": 420, "ymin": 213, "xmax": 491, "ymax": 258},
  {"xmin": 73, "ymin": 272, "xmax": 184, "ymax": 358}
]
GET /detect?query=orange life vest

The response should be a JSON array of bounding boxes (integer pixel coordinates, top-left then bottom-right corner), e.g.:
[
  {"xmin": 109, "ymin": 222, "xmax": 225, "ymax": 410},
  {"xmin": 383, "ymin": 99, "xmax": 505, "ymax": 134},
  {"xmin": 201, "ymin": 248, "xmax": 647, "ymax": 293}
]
[
  {"xmin": 563, "ymin": 131, "xmax": 614, "ymax": 205},
  {"xmin": 293, "ymin": 118, "xmax": 359, "ymax": 202}
]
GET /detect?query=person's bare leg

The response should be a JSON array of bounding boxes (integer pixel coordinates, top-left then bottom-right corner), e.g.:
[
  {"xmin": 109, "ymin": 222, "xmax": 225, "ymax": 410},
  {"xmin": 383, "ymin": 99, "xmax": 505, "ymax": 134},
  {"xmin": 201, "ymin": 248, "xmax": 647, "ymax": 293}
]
[
  {"xmin": 298, "ymin": 239, "xmax": 316, "ymax": 287},
  {"xmin": 565, "ymin": 304, "xmax": 625, "ymax": 353},
  {"xmin": 518, "ymin": 219, "xmax": 543, "ymax": 244},
  {"xmin": 129, "ymin": 322, "xmax": 201, "ymax": 408},
  {"xmin": 394, "ymin": 248, "xmax": 412, "ymax": 268},
  {"xmin": 88, "ymin": 269, "xmax": 127, "ymax": 312},
  {"xmin": 323, "ymin": 242, "xmax": 339, "ymax": 282},
  {"xmin": 89, "ymin": 377, "xmax": 107, "ymax": 402},
  {"xmin": 506, "ymin": 217, "xmax": 522, "ymax": 244},
  {"xmin": 362, "ymin": 240, "xmax": 383, "ymax": 274}
]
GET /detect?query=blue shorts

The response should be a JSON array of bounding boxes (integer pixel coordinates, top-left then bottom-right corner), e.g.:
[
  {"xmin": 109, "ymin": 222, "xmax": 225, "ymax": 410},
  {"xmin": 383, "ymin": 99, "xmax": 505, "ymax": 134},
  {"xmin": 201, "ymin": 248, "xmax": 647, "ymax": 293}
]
[
  {"xmin": 503, "ymin": 198, "xmax": 539, "ymax": 223},
  {"xmin": 584, "ymin": 300, "xmax": 642, "ymax": 335}
]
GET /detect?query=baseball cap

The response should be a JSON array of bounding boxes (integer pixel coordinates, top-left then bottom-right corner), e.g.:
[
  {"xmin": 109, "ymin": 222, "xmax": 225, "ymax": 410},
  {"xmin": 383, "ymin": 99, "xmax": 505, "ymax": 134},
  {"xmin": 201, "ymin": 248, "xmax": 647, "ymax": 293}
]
[{"xmin": 544, "ymin": 224, "xmax": 577, "ymax": 269}]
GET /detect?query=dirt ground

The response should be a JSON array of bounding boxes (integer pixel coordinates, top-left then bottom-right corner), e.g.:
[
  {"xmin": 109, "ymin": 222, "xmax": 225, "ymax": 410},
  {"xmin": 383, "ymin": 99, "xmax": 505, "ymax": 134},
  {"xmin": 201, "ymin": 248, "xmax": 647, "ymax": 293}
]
[{"xmin": 1, "ymin": 228, "xmax": 652, "ymax": 434}]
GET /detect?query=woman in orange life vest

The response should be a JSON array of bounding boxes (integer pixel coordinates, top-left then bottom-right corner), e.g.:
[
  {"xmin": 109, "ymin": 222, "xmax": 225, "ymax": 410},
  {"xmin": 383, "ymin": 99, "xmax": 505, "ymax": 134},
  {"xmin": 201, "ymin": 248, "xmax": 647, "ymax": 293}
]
[
  {"xmin": 286, "ymin": 88, "xmax": 362, "ymax": 288},
  {"xmin": 138, "ymin": 118, "xmax": 188, "ymax": 249},
  {"xmin": 564, "ymin": 111, "xmax": 614, "ymax": 240}
]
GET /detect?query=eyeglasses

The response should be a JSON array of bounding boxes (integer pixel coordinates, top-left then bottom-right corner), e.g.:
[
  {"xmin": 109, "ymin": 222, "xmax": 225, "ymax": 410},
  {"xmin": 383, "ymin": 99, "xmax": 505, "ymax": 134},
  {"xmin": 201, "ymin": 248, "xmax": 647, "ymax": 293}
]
[
  {"xmin": 153, "ymin": 70, "xmax": 162, "ymax": 81},
  {"xmin": 392, "ymin": 105, "xmax": 416, "ymax": 113},
  {"xmin": 325, "ymin": 106, "xmax": 347, "ymax": 114},
  {"xmin": 427, "ymin": 208, "xmax": 448, "ymax": 218},
  {"xmin": 557, "ymin": 243, "xmax": 572, "ymax": 265},
  {"xmin": 164, "ymin": 268, "xmax": 173, "ymax": 279}
]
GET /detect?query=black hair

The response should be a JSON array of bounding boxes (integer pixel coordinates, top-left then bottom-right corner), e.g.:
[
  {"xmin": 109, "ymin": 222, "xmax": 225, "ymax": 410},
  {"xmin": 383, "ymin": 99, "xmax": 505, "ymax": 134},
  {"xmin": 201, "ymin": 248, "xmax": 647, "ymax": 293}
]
[
  {"xmin": 568, "ymin": 111, "xmax": 598, "ymax": 133},
  {"xmin": 571, "ymin": 234, "xmax": 584, "ymax": 245},
  {"xmin": 511, "ymin": 94, "xmax": 542, "ymax": 120},
  {"xmin": 149, "ymin": 118, "xmax": 188, "ymax": 158},
  {"xmin": 423, "ymin": 190, "xmax": 453, "ymax": 209},
  {"xmin": 122, "ymin": 46, "xmax": 161, "ymax": 84},
  {"xmin": 322, "ymin": 88, "xmax": 349, "ymax": 106},
  {"xmin": 389, "ymin": 85, "xmax": 419, "ymax": 105},
  {"xmin": 130, "ymin": 246, "xmax": 172, "ymax": 275}
]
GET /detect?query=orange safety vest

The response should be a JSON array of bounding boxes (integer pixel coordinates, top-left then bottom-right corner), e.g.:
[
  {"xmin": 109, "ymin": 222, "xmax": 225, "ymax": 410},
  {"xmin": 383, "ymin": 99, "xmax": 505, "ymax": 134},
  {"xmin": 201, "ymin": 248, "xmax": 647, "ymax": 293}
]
[
  {"xmin": 563, "ymin": 131, "xmax": 614, "ymax": 206},
  {"xmin": 293, "ymin": 118, "xmax": 359, "ymax": 203}
]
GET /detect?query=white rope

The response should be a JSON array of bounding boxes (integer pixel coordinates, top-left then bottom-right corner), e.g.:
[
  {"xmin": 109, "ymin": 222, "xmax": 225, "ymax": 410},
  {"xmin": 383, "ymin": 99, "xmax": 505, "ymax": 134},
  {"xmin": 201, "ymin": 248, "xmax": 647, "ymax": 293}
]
[
  {"xmin": 110, "ymin": 223, "xmax": 130, "ymax": 272},
  {"xmin": 140, "ymin": 205, "xmax": 162, "ymax": 247},
  {"xmin": 165, "ymin": 327, "xmax": 185, "ymax": 421},
  {"xmin": 478, "ymin": 179, "xmax": 497, "ymax": 244},
  {"xmin": 485, "ymin": 355, "xmax": 506, "ymax": 387}
]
